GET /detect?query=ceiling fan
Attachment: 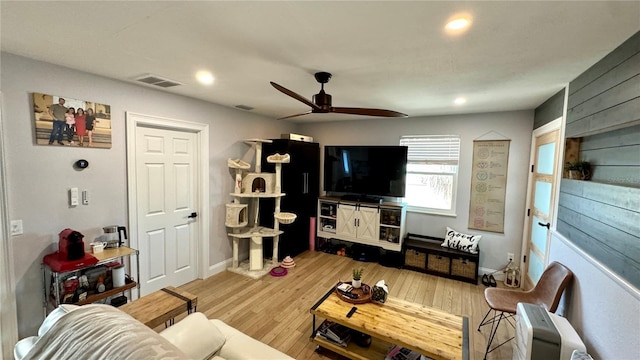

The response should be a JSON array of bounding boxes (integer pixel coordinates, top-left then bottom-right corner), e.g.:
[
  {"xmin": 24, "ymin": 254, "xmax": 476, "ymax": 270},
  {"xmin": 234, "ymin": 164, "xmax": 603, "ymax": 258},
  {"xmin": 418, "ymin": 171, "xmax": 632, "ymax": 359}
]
[{"xmin": 270, "ymin": 72, "xmax": 408, "ymax": 120}]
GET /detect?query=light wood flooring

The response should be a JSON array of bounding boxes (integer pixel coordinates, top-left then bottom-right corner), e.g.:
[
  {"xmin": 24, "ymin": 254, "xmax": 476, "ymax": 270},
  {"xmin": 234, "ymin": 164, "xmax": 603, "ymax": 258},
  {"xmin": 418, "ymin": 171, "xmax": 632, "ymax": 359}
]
[{"xmin": 176, "ymin": 250, "xmax": 515, "ymax": 360}]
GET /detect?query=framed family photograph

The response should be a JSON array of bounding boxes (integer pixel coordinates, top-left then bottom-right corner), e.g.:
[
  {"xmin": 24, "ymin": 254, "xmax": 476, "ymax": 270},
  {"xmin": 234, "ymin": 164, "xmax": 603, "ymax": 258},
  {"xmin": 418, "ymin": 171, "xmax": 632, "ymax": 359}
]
[{"xmin": 32, "ymin": 92, "xmax": 112, "ymax": 148}]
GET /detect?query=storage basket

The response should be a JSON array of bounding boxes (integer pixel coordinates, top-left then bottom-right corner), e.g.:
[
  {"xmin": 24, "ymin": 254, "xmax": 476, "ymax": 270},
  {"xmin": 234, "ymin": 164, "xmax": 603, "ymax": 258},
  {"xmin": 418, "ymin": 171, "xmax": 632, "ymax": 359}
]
[
  {"xmin": 451, "ymin": 257, "xmax": 477, "ymax": 279},
  {"xmin": 427, "ymin": 253, "xmax": 450, "ymax": 274},
  {"xmin": 275, "ymin": 212, "xmax": 297, "ymax": 224},
  {"xmin": 404, "ymin": 249, "xmax": 427, "ymax": 269}
]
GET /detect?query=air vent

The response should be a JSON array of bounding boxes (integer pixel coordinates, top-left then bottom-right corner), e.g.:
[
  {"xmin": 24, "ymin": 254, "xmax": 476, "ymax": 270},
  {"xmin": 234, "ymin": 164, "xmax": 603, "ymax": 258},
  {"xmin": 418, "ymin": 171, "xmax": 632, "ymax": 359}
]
[
  {"xmin": 235, "ymin": 105, "xmax": 254, "ymax": 111},
  {"xmin": 134, "ymin": 74, "xmax": 182, "ymax": 88}
]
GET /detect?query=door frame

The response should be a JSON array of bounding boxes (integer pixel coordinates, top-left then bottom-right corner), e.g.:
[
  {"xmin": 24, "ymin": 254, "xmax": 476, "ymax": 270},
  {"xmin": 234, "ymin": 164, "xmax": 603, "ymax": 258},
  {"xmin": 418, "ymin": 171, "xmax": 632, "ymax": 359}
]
[
  {"xmin": 519, "ymin": 116, "xmax": 563, "ymax": 289},
  {"xmin": 125, "ymin": 112, "xmax": 210, "ymax": 291},
  {"xmin": 0, "ymin": 94, "xmax": 19, "ymax": 359}
]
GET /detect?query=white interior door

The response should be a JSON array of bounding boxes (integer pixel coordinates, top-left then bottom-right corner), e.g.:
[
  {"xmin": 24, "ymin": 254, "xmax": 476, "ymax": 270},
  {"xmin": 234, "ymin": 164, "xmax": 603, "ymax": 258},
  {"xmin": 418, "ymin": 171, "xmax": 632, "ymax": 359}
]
[
  {"xmin": 523, "ymin": 126, "xmax": 561, "ymax": 289},
  {"xmin": 135, "ymin": 126, "xmax": 198, "ymax": 294}
]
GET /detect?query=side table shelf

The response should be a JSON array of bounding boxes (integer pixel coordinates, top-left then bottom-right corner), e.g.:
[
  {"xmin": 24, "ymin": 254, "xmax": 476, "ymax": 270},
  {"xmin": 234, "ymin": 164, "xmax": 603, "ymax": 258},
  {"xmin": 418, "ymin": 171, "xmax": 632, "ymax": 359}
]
[{"xmin": 42, "ymin": 246, "xmax": 140, "ymax": 312}]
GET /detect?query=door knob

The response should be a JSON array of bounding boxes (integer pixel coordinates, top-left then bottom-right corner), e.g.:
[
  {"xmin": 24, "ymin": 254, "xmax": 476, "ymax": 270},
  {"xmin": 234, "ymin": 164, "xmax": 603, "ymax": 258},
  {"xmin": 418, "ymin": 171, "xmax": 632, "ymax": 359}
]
[
  {"xmin": 188, "ymin": 212, "xmax": 198, "ymax": 219},
  {"xmin": 537, "ymin": 222, "xmax": 550, "ymax": 229}
]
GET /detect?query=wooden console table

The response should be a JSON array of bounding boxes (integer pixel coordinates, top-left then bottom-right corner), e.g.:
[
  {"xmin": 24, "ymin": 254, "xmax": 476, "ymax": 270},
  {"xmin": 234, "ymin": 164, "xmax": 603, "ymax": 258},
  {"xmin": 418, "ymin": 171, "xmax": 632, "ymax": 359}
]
[
  {"xmin": 310, "ymin": 286, "xmax": 469, "ymax": 360},
  {"xmin": 120, "ymin": 286, "xmax": 197, "ymax": 329}
]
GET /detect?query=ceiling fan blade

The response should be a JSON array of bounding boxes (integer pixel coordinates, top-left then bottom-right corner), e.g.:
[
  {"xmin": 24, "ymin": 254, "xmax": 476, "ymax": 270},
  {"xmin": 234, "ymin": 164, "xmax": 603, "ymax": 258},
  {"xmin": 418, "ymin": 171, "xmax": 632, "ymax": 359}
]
[
  {"xmin": 277, "ymin": 110, "xmax": 313, "ymax": 120},
  {"xmin": 270, "ymin": 82, "xmax": 321, "ymax": 111},
  {"xmin": 332, "ymin": 107, "xmax": 408, "ymax": 118}
]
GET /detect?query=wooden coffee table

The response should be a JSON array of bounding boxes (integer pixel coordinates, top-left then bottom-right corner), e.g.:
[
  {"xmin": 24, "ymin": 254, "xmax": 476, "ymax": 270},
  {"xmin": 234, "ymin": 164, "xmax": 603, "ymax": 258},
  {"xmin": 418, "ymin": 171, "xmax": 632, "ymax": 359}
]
[
  {"xmin": 310, "ymin": 286, "xmax": 469, "ymax": 360},
  {"xmin": 120, "ymin": 286, "xmax": 197, "ymax": 329}
]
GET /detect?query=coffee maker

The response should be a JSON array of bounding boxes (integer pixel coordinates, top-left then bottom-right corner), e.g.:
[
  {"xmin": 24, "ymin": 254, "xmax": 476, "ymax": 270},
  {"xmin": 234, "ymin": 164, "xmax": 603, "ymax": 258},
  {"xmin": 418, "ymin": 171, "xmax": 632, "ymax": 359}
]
[
  {"xmin": 102, "ymin": 225, "xmax": 127, "ymax": 249},
  {"xmin": 58, "ymin": 228, "xmax": 85, "ymax": 261}
]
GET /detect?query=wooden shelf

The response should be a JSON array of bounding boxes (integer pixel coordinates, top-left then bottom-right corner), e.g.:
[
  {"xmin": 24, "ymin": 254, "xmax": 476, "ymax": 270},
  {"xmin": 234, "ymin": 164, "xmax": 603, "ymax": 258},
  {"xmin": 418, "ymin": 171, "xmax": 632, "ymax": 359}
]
[
  {"xmin": 43, "ymin": 246, "xmax": 140, "ymax": 312},
  {"xmin": 74, "ymin": 279, "xmax": 137, "ymax": 306},
  {"xmin": 312, "ymin": 335, "xmax": 390, "ymax": 360},
  {"xmin": 227, "ymin": 226, "xmax": 284, "ymax": 238},
  {"xmin": 93, "ymin": 246, "xmax": 137, "ymax": 263}
]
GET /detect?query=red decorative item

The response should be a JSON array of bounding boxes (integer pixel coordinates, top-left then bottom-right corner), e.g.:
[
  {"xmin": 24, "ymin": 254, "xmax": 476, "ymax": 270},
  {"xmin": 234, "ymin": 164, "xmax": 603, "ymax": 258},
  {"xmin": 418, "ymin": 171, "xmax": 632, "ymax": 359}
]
[
  {"xmin": 58, "ymin": 228, "xmax": 86, "ymax": 261},
  {"xmin": 43, "ymin": 252, "xmax": 98, "ymax": 273},
  {"xmin": 269, "ymin": 266, "xmax": 288, "ymax": 277}
]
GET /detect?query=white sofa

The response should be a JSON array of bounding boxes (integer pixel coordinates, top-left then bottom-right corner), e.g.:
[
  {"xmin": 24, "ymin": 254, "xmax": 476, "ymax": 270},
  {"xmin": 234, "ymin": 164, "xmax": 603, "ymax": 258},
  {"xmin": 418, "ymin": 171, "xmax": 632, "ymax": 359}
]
[{"xmin": 15, "ymin": 304, "xmax": 294, "ymax": 360}]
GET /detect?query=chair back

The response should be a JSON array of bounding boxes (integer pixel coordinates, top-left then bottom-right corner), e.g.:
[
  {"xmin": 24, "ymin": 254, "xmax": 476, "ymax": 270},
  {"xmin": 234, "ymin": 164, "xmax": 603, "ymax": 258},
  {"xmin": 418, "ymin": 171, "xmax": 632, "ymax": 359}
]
[{"xmin": 531, "ymin": 261, "xmax": 573, "ymax": 312}]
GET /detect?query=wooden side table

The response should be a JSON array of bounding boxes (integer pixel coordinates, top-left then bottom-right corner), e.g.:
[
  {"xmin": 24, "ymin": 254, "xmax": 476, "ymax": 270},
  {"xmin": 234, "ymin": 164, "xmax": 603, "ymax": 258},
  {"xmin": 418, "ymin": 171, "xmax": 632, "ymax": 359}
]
[{"xmin": 120, "ymin": 286, "xmax": 197, "ymax": 329}]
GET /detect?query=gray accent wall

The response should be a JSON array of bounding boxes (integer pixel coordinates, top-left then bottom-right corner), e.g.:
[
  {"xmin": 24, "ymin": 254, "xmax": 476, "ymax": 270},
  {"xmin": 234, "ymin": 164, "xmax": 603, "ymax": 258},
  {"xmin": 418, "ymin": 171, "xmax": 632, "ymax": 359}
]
[
  {"xmin": 565, "ymin": 31, "xmax": 640, "ymax": 137},
  {"xmin": 548, "ymin": 31, "xmax": 640, "ymax": 359},
  {"xmin": 557, "ymin": 31, "xmax": 640, "ymax": 289},
  {"xmin": 533, "ymin": 89, "xmax": 565, "ymax": 129}
]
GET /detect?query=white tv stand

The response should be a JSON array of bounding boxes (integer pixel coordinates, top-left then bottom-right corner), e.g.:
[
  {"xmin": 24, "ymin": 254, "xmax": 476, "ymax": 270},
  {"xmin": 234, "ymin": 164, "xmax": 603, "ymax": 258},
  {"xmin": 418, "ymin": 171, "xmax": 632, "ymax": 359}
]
[{"xmin": 317, "ymin": 196, "xmax": 406, "ymax": 252}]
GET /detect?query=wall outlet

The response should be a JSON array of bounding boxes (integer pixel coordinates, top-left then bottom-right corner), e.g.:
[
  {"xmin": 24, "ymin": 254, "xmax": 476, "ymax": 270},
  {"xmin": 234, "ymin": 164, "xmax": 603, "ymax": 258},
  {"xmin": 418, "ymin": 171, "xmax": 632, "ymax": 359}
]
[{"xmin": 507, "ymin": 252, "xmax": 515, "ymax": 263}]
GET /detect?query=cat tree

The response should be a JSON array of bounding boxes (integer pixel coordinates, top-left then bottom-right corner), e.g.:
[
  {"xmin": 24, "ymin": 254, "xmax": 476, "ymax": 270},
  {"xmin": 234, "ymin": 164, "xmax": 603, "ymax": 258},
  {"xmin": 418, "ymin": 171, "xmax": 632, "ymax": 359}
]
[{"xmin": 225, "ymin": 139, "xmax": 296, "ymax": 278}]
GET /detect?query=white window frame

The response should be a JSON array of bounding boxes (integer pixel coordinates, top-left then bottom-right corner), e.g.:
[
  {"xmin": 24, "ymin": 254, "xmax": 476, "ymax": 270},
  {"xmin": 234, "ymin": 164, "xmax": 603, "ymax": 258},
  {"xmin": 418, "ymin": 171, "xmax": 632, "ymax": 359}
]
[{"xmin": 400, "ymin": 135, "xmax": 460, "ymax": 216}]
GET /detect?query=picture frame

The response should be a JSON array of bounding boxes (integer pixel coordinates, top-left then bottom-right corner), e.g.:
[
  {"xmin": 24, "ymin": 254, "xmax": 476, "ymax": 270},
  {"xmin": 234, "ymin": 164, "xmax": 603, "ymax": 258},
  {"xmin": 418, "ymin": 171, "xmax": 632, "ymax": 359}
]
[{"xmin": 32, "ymin": 92, "xmax": 112, "ymax": 148}]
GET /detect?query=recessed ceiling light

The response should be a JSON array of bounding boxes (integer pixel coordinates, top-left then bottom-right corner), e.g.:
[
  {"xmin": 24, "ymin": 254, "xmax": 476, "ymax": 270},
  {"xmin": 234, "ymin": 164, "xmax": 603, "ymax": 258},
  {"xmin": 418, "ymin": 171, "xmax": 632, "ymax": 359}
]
[
  {"xmin": 454, "ymin": 97, "xmax": 467, "ymax": 105},
  {"xmin": 445, "ymin": 15, "xmax": 472, "ymax": 33},
  {"xmin": 196, "ymin": 71, "xmax": 214, "ymax": 85}
]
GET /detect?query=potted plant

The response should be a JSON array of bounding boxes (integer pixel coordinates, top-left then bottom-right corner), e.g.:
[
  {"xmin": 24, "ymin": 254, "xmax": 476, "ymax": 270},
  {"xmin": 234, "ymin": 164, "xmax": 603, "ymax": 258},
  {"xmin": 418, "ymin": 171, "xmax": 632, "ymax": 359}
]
[
  {"xmin": 352, "ymin": 267, "xmax": 364, "ymax": 289},
  {"xmin": 564, "ymin": 161, "xmax": 591, "ymax": 180}
]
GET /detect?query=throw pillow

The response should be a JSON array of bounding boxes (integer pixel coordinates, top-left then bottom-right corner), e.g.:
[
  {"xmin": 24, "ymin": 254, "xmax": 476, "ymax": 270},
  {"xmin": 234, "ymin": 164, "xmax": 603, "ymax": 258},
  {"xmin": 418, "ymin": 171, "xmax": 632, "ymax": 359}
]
[
  {"xmin": 442, "ymin": 227, "xmax": 481, "ymax": 254},
  {"xmin": 159, "ymin": 312, "xmax": 226, "ymax": 358}
]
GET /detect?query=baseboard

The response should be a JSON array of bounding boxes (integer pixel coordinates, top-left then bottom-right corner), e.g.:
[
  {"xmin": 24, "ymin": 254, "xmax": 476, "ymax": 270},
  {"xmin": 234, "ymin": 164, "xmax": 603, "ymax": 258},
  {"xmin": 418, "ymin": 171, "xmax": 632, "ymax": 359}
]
[{"xmin": 207, "ymin": 258, "xmax": 233, "ymax": 278}]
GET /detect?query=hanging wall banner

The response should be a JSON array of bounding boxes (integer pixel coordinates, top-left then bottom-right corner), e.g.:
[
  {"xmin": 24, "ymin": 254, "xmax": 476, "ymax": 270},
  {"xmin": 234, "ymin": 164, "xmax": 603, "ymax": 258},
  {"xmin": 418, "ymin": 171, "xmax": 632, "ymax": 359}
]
[{"xmin": 468, "ymin": 140, "xmax": 510, "ymax": 233}]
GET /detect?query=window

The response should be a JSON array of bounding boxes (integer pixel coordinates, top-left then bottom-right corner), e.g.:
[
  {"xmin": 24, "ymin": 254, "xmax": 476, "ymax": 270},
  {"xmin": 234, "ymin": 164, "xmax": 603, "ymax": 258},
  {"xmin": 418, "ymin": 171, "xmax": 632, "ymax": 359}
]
[{"xmin": 400, "ymin": 135, "xmax": 460, "ymax": 215}]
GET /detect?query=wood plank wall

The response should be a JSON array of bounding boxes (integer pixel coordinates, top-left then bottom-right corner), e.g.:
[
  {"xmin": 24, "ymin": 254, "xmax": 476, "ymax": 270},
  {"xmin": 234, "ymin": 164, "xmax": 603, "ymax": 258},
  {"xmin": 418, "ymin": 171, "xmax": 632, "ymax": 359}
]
[
  {"xmin": 533, "ymin": 89, "xmax": 565, "ymax": 129},
  {"xmin": 557, "ymin": 31, "xmax": 640, "ymax": 289},
  {"xmin": 565, "ymin": 31, "xmax": 640, "ymax": 137}
]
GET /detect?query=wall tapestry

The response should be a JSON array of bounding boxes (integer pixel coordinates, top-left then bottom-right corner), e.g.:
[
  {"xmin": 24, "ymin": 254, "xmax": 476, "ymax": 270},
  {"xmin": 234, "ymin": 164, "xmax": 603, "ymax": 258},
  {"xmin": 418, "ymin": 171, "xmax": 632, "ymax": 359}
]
[
  {"xmin": 33, "ymin": 92, "xmax": 112, "ymax": 148},
  {"xmin": 468, "ymin": 139, "xmax": 510, "ymax": 233}
]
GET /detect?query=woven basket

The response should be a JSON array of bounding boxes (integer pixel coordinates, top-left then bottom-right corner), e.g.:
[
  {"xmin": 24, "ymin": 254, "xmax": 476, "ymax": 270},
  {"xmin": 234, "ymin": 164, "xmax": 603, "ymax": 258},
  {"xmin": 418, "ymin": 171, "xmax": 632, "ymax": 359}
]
[
  {"xmin": 427, "ymin": 254, "xmax": 450, "ymax": 274},
  {"xmin": 404, "ymin": 249, "xmax": 426, "ymax": 269},
  {"xmin": 451, "ymin": 258, "xmax": 477, "ymax": 279},
  {"xmin": 275, "ymin": 212, "xmax": 297, "ymax": 224}
]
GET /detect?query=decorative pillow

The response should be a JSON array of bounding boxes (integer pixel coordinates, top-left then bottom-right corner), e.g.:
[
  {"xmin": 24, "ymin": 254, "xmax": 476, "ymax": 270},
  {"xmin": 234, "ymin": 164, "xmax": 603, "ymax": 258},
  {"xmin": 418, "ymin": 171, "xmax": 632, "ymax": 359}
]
[
  {"xmin": 442, "ymin": 227, "xmax": 481, "ymax": 254},
  {"xmin": 159, "ymin": 312, "xmax": 226, "ymax": 359}
]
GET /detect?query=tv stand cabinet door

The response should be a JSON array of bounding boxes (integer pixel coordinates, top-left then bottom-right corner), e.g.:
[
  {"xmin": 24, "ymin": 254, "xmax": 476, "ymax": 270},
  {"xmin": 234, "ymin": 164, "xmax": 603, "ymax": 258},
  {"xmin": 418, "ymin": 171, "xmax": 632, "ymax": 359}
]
[
  {"xmin": 336, "ymin": 204, "xmax": 357, "ymax": 239},
  {"xmin": 356, "ymin": 206, "xmax": 379, "ymax": 242}
]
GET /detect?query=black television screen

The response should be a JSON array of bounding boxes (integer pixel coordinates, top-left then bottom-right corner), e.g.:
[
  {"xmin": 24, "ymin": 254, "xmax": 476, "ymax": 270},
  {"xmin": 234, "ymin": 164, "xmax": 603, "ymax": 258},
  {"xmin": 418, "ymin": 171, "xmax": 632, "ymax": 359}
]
[{"xmin": 324, "ymin": 145, "xmax": 407, "ymax": 198}]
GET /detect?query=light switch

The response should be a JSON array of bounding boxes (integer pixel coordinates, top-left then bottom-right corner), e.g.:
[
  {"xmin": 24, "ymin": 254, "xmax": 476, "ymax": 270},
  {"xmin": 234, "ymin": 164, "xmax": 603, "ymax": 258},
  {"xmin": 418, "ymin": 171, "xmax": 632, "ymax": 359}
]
[
  {"xmin": 69, "ymin": 187, "xmax": 79, "ymax": 206},
  {"xmin": 10, "ymin": 220, "xmax": 23, "ymax": 236}
]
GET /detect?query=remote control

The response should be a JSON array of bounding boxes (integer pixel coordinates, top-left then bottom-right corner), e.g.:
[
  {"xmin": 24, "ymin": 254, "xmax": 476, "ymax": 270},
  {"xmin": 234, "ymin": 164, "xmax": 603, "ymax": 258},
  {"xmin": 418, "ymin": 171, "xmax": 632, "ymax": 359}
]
[
  {"xmin": 339, "ymin": 290, "xmax": 358, "ymax": 299},
  {"xmin": 346, "ymin": 306, "xmax": 357, "ymax": 318}
]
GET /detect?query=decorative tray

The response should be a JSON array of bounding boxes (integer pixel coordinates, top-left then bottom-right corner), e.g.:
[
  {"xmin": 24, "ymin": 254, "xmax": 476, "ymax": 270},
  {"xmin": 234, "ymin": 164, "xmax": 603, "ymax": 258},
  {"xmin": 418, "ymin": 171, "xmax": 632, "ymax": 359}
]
[{"xmin": 334, "ymin": 282, "xmax": 372, "ymax": 304}]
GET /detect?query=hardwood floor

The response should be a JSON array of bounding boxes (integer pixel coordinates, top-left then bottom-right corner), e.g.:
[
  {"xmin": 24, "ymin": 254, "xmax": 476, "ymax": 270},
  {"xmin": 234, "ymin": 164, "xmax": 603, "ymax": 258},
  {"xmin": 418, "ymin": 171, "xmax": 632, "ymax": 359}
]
[{"xmin": 176, "ymin": 251, "xmax": 514, "ymax": 360}]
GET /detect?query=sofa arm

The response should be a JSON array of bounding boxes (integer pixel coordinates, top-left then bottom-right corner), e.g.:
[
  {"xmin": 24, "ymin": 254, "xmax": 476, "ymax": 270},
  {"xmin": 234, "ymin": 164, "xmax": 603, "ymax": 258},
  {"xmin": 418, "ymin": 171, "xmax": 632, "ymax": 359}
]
[
  {"xmin": 211, "ymin": 319, "xmax": 294, "ymax": 360},
  {"xmin": 160, "ymin": 312, "xmax": 226, "ymax": 360}
]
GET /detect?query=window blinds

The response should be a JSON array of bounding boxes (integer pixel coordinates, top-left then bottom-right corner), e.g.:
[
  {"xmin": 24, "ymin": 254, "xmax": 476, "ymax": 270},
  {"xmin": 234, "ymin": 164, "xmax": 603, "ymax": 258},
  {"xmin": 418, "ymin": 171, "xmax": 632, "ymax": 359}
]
[{"xmin": 400, "ymin": 135, "xmax": 460, "ymax": 165}]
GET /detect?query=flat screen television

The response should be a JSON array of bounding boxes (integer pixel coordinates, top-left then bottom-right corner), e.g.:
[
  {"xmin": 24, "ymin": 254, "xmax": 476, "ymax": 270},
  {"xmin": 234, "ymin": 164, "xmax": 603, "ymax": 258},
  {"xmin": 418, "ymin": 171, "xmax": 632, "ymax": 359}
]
[{"xmin": 324, "ymin": 145, "xmax": 407, "ymax": 198}]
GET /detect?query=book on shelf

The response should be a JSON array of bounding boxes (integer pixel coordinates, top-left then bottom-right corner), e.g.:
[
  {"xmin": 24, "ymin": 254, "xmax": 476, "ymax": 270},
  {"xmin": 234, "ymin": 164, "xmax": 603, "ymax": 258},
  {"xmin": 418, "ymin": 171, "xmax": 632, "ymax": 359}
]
[
  {"xmin": 316, "ymin": 320, "xmax": 352, "ymax": 347},
  {"xmin": 315, "ymin": 332, "xmax": 349, "ymax": 347},
  {"xmin": 385, "ymin": 345, "xmax": 433, "ymax": 360}
]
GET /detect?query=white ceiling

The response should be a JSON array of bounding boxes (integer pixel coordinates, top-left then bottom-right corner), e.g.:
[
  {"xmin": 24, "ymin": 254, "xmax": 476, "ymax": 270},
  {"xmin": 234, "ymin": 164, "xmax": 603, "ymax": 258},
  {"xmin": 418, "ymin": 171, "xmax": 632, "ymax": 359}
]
[{"xmin": 1, "ymin": 1, "xmax": 639, "ymax": 122}]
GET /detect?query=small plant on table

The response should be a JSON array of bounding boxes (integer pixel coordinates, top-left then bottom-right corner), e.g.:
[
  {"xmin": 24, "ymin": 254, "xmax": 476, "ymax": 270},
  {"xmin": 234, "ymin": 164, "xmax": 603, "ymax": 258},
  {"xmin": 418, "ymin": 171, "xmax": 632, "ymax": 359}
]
[{"xmin": 352, "ymin": 267, "xmax": 364, "ymax": 288}]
